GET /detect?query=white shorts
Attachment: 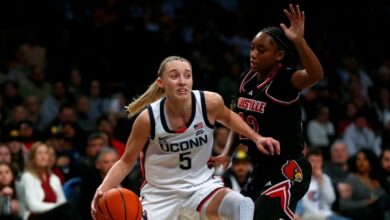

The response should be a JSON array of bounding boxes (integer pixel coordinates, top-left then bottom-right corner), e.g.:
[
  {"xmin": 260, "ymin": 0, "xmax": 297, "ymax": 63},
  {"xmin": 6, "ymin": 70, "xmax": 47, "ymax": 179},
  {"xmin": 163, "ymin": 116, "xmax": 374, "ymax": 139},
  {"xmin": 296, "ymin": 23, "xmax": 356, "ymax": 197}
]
[{"xmin": 140, "ymin": 177, "xmax": 224, "ymax": 220}]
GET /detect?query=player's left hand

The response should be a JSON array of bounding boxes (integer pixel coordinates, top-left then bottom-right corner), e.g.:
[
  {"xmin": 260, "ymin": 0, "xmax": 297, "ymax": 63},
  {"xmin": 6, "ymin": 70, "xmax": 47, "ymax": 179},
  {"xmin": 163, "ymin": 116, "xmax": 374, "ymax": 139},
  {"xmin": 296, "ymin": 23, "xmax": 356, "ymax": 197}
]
[
  {"xmin": 280, "ymin": 4, "xmax": 305, "ymax": 44},
  {"xmin": 207, "ymin": 154, "xmax": 230, "ymax": 170},
  {"xmin": 256, "ymin": 137, "xmax": 280, "ymax": 156}
]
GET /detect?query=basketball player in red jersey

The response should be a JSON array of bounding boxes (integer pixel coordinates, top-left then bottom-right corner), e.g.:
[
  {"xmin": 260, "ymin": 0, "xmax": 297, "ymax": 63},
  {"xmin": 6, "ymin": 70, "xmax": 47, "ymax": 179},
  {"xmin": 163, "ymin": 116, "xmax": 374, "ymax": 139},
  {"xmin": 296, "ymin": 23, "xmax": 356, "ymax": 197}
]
[{"xmin": 227, "ymin": 4, "xmax": 324, "ymax": 220}]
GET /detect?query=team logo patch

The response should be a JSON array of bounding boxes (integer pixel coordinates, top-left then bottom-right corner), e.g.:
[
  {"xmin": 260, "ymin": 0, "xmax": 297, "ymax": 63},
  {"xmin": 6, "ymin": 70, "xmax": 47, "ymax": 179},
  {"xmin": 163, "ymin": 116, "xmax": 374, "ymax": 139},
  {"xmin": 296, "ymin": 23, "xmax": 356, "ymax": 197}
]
[
  {"xmin": 281, "ymin": 160, "xmax": 303, "ymax": 183},
  {"xmin": 196, "ymin": 130, "xmax": 204, "ymax": 136}
]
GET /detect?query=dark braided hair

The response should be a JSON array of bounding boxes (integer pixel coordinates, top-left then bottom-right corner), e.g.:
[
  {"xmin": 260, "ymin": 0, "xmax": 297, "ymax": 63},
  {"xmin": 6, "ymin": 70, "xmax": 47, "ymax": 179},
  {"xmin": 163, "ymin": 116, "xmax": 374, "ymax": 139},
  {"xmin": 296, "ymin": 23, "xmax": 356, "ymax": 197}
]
[{"xmin": 261, "ymin": 26, "xmax": 300, "ymax": 68}]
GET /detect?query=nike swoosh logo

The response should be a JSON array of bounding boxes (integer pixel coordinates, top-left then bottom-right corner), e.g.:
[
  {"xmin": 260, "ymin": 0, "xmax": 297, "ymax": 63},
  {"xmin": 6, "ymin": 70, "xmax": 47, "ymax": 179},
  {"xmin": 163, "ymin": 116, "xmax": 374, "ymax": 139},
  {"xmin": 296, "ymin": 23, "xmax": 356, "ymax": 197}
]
[{"xmin": 158, "ymin": 136, "xmax": 170, "ymax": 141}]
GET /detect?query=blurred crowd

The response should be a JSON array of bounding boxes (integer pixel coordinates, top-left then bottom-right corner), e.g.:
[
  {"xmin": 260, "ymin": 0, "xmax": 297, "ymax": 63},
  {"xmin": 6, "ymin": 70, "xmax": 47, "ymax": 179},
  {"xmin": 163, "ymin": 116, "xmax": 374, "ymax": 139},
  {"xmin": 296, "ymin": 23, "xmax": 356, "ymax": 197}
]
[{"xmin": 0, "ymin": 0, "xmax": 390, "ymax": 220}]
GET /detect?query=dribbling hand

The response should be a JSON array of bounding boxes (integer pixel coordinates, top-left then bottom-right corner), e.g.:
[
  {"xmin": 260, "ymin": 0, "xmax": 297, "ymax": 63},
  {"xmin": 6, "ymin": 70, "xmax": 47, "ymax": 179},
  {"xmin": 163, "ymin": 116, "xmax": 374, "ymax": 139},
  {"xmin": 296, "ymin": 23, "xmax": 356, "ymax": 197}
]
[
  {"xmin": 255, "ymin": 137, "xmax": 280, "ymax": 156},
  {"xmin": 91, "ymin": 188, "xmax": 103, "ymax": 220}
]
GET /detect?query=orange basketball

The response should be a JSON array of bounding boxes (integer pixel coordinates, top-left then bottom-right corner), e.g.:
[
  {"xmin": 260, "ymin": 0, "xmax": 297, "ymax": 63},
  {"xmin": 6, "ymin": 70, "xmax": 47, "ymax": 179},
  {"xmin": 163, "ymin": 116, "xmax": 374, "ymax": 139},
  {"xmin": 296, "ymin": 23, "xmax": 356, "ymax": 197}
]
[{"xmin": 96, "ymin": 188, "xmax": 143, "ymax": 220}]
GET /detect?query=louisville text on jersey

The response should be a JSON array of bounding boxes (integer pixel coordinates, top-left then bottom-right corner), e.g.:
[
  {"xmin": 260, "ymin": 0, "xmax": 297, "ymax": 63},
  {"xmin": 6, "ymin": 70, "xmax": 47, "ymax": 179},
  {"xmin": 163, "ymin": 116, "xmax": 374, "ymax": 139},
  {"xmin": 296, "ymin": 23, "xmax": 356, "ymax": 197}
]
[{"xmin": 237, "ymin": 97, "xmax": 267, "ymax": 114}]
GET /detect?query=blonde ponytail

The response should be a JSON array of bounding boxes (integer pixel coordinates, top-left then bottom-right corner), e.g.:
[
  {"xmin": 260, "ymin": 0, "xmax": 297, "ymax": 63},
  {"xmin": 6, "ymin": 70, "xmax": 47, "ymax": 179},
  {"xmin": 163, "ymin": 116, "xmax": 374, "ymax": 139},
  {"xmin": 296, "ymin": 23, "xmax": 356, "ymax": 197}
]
[{"xmin": 126, "ymin": 81, "xmax": 165, "ymax": 117}]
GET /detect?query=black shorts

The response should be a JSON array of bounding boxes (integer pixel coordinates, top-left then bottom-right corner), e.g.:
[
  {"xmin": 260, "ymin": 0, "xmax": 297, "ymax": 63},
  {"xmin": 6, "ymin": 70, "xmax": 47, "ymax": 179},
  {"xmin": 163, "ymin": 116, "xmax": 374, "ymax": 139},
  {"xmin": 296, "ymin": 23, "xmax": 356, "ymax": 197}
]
[{"xmin": 241, "ymin": 157, "xmax": 311, "ymax": 220}]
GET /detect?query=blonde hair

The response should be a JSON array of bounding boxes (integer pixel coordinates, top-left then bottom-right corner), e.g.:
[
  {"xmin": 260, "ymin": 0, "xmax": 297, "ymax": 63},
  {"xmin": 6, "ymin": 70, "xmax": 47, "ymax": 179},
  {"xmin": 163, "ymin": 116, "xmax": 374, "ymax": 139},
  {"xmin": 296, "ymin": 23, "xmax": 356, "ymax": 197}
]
[
  {"xmin": 26, "ymin": 141, "xmax": 52, "ymax": 177},
  {"xmin": 126, "ymin": 56, "xmax": 191, "ymax": 117}
]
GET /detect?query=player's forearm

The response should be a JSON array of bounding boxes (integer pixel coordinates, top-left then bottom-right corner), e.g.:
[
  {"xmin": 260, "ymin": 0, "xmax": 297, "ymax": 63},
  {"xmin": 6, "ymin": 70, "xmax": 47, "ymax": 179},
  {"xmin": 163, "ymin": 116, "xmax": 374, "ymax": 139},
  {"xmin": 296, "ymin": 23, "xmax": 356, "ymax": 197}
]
[
  {"xmin": 98, "ymin": 159, "xmax": 134, "ymax": 192},
  {"xmin": 225, "ymin": 112, "xmax": 260, "ymax": 145},
  {"xmin": 295, "ymin": 39, "xmax": 323, "ymax": 83}
]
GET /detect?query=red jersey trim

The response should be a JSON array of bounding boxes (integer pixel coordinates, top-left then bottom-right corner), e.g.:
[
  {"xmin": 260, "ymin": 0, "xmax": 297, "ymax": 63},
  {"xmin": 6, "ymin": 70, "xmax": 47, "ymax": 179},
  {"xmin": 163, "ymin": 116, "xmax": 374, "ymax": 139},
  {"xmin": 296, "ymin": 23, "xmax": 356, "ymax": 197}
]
[{"xmin": 261, "ymin": 180, "xmax": 294, "ymax": 219}]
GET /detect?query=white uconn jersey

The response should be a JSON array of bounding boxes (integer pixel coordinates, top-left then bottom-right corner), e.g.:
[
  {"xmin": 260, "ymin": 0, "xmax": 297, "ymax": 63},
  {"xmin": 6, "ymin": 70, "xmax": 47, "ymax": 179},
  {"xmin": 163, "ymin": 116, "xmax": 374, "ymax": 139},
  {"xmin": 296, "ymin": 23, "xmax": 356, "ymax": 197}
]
[{"xmin": 142, "ymin": 90, "xmax": 214, "ymax": 190}]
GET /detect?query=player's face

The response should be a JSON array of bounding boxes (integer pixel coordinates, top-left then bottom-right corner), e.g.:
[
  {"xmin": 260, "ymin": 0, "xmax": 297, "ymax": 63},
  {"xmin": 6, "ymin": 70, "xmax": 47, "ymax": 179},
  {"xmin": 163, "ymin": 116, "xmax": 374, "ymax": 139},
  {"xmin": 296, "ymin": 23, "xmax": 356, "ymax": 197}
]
[
  {"xmin": 250, "ymin": 32, "xmax": 284, "ymax": 74},
  {"xmin": 159, "ymin": 60, "xmax": 193, "ymax": 101}
]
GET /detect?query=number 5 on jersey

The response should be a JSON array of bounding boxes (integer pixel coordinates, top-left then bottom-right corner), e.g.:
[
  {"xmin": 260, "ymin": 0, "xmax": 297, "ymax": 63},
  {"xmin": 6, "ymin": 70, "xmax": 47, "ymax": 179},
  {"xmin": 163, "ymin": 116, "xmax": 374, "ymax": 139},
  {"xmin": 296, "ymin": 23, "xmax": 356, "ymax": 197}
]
[{"xmin": 179, "ymin": 152, "xmax": 192, "ymax": 170}]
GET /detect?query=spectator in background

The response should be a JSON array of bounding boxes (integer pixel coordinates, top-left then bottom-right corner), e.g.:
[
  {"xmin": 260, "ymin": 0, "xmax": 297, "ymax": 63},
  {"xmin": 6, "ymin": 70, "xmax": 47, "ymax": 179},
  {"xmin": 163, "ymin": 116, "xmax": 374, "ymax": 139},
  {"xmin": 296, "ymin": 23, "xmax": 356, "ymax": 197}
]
[
  {"xmin": 324, "ymin": 140, "xmax": 350, "ymax": 186},
  {"xmin": 338, "ymin": 149, "xmax": 385, "ymax": 220},
  {"xmin": 323, "ymin": 140, "xmax": 351, "ymax": 212},
  {"xmin": 39, "ymin": 81, "xmax": 69, "ymax": 131},
  {"xmin": 6, "ymin": 139, "xmax": 26, "ymax": 179},
  {"xmin": 212, "ymin": 124, "xmax": 230, "ymax": 156},
  {"xmin": 23, "ymin": 95, "xmax": 42, "ymax": 130},
  {"xmin": 380, "ymin": 147, "xmax": 390, "ymax": 192},
  {"xmin": 67, "ymin": 68, "xmax": 84, "ymax": 102},
  {"xmin": 75, "ymin": 132, "xmax": 106, "ymax": 177},
  {"xmin": 17, "ymin": 66, "xmax": 51, "ymax": 102},
  {"xmin": 1, "ymin": 81, "xmax": 23, "ymax": 113},
  {"xmin": 380, "ymin": 117, "xmax": 390, "ymax": 151},
  {"xmin": 17, "ymin": 120, "xmax": 36, "ymax": 150},
  {"xmin": 373, "ymin": 87, "xmax": 390, "ymax": 127},
  {"xmin": 0, "ymin": 144, "xmax": 12, "ymax": 164},
  {"xmin": 297, "ymin": 149, "xmax": 349, "ymax": 220},
  {"xmin": 337, "ymin": 101, "xmax": 358, "ymax": 134},
  {"xmin": 223, "ymin": 150, "xmax": 252, "ymax": 192},
  {"xmin": 87, "ymin": 80, "xmax": 109, "ymax": 122},
  {"xmin": 16, "ymin": 30, "xmax": 46, "ymax": 69},
  {"xmin": 0, "ymin": 162, "xmax": 21, "ymax": 220},
  {"xmin": 1, "ymin": 105, "xmax": 28, "ymax": 141},
  {"xmin": 343, "ymin": 111, "xmax": 381, "ymax": 156},
  {"xmin": 75, "ymin": 95, "xmax": 95, "ymax": 133},
  {"xmin": 306, "ymin": 104, "xmax": 335, "ymax": 160},
  {"xmin": 79, "ymin": 147, "xmax": 127, "ymax": 220},
  {"xmin": 46, "ymin": 144, "xmax": 65, "ymax": 185},
  {"xmin": 96, "ymin": 116, "xmax": 125, "ymax": 157},
  {"xmin": 46, "ymin": 104, "xmax": 85, "ymax": 149},
  {"xmin": 18, "ymin": 142, "xmax": 70, "ymax": 220},
  {"xmin": 217, "ymin": 61, "xmax": 241, "ymax": 105},
  {"xmin": 379, "ymin": 148, "xmax": 390, "ymax": 220},
  {"xmin": 337, "ymin": 56, "xmax": 373, "ymax": 107}
]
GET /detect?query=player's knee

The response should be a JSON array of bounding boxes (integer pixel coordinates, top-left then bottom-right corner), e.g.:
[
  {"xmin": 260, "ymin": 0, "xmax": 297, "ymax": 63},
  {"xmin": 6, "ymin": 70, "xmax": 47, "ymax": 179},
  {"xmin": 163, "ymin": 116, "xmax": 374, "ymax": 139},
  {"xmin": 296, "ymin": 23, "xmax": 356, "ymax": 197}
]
[{"xmin": 218, "ymin": 191, "xmax": 254, "ymax": 220}]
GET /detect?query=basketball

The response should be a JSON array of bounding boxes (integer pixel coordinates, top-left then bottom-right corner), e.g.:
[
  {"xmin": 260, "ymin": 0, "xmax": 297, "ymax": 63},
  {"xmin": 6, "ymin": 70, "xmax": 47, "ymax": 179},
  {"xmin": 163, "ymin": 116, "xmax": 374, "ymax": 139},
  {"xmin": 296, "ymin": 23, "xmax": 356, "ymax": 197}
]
[{"xmin": 96, "ymin": 188, "xmax": 143, "ymax": 220}]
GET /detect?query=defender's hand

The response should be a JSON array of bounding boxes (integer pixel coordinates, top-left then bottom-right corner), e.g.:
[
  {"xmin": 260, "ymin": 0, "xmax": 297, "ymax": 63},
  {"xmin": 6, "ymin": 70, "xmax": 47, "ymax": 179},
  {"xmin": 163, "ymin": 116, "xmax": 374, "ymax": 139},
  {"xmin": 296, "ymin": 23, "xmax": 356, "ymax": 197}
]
[
  {"xmin": 255, "ymin": 137, "xmax": 280, "ymax": 156},
  {"xmin": 280, "ymin": 4, "xmax": 305, "ymax": 44}
]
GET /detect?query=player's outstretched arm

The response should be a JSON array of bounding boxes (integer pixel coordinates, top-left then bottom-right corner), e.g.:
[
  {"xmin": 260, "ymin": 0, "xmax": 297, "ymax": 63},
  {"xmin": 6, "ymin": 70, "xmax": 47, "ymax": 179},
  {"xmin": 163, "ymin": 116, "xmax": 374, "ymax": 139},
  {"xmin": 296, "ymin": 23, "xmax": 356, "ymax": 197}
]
[
  {"xmin": 205, "ymin": 91, "xmax": 280, "ymax": 156},
  {"xmin": 281, "ymin": 4, "xmax": 324, "ymax": 89}
]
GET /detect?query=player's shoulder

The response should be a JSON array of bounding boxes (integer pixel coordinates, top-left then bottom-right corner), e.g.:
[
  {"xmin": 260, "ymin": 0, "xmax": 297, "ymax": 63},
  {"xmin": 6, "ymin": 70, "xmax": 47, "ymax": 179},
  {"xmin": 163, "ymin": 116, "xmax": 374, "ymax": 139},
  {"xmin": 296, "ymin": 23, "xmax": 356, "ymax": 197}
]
[
  {"xmin": 202, "ymin": 91, "xmax": 224, "ymax": 106},
  {"xmin": 133, "ymin": 108, "xmax": 151, "ymax": 127}
]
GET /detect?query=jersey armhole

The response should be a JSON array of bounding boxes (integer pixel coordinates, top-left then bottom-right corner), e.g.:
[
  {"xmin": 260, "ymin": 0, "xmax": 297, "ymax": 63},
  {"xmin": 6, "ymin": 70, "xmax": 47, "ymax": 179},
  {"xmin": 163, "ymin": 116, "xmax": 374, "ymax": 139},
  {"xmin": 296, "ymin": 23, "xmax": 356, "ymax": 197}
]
[
  {"xmin": 147, "ymin": 105, "xmax": 155, "ymax": 139},
  {"xmin": 199, "ymin": 91, "xmax": 214, "ymax": 129}
]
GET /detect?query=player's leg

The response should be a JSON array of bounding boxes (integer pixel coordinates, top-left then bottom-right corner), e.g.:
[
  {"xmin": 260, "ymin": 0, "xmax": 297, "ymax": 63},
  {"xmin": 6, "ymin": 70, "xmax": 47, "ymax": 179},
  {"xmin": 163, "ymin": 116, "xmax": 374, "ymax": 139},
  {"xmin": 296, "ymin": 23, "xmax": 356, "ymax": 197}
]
[
  {"xmin": 141, "ymin": 192, "xmax": 180, "ymax": 220},
  {"xmin": 185, "ymin": 177, "xmax": 254, "ymax": 220},
  {"xmin": 253, "ymin": 195, "xmax": 286, "ymax": 219},
  {"xmin": 201, "ymin": 188, "xmax": 254, "ymax": 220},
  {"xmin": 253, "ymin": 158, "xmax": 312, "ymax": 220}
]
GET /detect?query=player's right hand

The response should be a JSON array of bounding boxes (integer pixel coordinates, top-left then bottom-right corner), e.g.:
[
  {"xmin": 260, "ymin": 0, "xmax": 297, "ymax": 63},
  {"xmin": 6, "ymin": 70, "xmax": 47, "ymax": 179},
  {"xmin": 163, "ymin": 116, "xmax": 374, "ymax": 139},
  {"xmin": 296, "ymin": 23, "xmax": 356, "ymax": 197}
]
[
  {"xmin": 91, "ymin": 188, "xmax": 103, "ymax": 220},
  {"xmin": 255, "ymin": 137, "xmax": 280, "ymax": 156}
]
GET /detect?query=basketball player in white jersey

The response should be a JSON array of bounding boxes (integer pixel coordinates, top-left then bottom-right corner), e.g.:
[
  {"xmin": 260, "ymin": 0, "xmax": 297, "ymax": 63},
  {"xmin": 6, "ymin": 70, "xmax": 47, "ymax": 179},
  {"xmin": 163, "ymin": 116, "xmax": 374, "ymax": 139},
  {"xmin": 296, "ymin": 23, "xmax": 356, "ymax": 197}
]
[{"xmin": 91, "ymin": 56, "xmax": 280, "ymax": 220}]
